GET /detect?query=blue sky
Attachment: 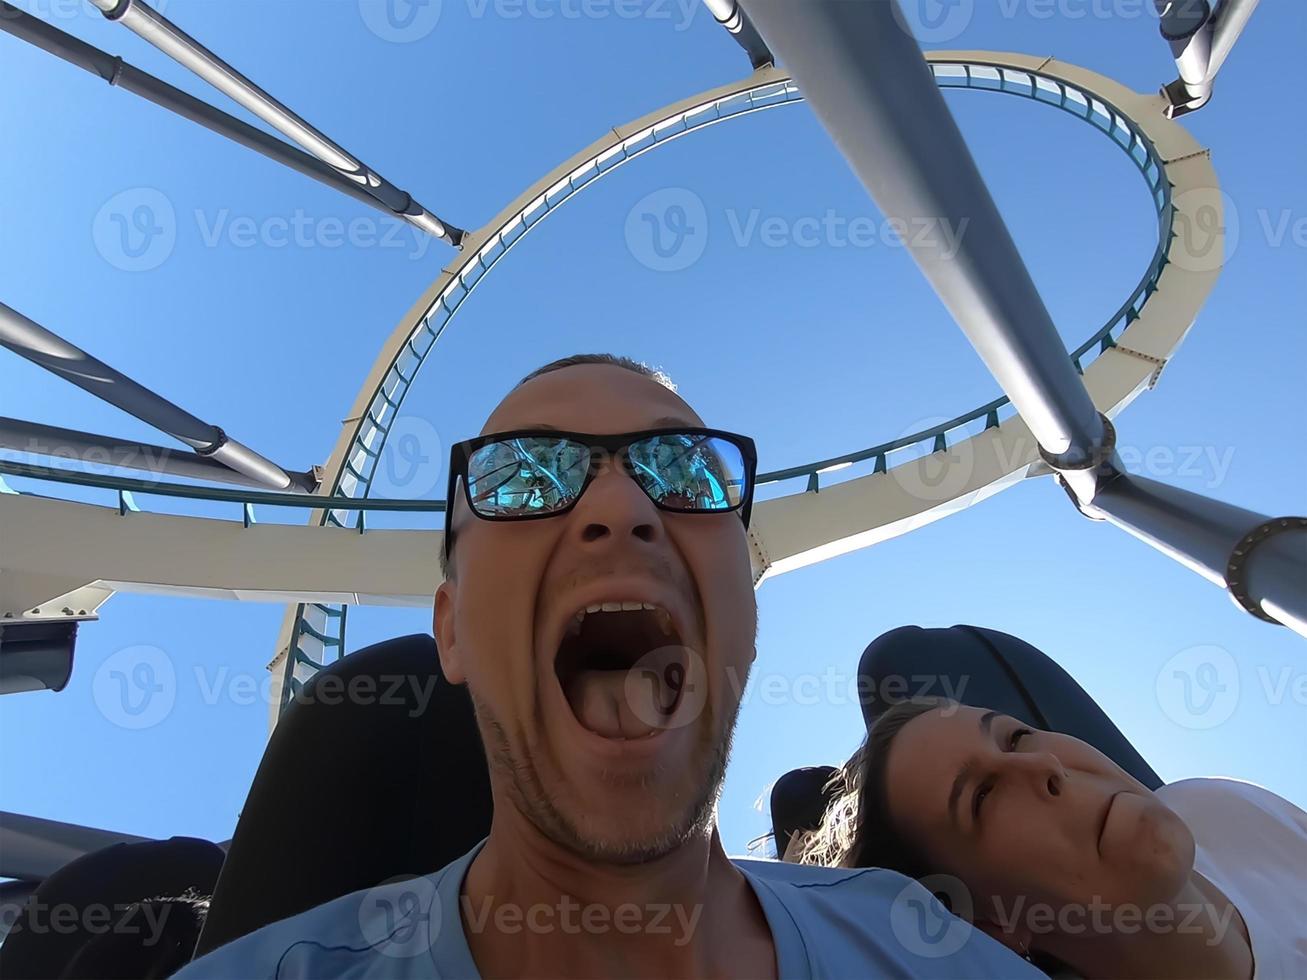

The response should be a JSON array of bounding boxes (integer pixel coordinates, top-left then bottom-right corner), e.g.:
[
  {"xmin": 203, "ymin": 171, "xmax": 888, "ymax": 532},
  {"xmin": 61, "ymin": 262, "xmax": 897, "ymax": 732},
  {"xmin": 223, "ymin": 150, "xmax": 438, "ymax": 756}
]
[{"xmin": 1, "ymin": 0, "xmax": 1304, "ymax": 861}]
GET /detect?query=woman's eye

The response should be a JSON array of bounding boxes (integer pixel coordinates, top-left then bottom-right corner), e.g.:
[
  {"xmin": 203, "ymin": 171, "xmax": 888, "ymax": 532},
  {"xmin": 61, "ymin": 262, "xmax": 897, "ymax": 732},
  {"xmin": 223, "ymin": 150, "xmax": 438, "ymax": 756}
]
[
  {"xmin": 1008, "ymin": 728, "xmax": 1032, "ymax": 751},
  {"xmin": 973, "ymin": 783, "xmax": 992, "ymax": 820}
]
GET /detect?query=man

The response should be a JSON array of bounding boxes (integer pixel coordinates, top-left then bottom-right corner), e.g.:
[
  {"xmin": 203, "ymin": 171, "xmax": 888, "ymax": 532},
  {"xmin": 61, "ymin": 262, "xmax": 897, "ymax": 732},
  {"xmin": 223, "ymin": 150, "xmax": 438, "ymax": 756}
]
[{"xmin": 179, "ymin": 354, "xmax": 1040, "ymax": 978}]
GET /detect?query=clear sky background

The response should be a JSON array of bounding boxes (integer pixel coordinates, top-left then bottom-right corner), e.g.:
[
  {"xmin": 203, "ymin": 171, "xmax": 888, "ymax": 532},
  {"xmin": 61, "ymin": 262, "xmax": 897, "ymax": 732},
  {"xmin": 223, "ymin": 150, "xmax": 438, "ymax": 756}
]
[{"xmin": 1, "ymin": 0, "xmax": 1304, "ymax": 860}]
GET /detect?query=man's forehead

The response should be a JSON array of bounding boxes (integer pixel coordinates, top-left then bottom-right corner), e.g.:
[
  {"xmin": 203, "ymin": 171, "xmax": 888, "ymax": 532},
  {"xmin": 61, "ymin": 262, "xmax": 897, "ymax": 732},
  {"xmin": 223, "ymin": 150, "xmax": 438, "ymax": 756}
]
[{"xmin": 481, "ymin": 363, "xmax": 705, "ymax": 434}]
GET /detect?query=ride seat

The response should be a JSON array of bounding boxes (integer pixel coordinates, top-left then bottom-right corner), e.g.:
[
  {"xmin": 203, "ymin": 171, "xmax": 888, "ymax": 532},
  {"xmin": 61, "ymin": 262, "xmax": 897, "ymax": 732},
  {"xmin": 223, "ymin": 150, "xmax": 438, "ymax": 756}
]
[
  {"xmin": 0, "ymin": 836, "xmax": 224, "ymax": 979},
  {"xmin": 772, "ymin": 623, "xmax": 1162, "ymax": 860},
  {"xmin": 194, "ymin": 633, "xmax": 492, "ymax": 958}
]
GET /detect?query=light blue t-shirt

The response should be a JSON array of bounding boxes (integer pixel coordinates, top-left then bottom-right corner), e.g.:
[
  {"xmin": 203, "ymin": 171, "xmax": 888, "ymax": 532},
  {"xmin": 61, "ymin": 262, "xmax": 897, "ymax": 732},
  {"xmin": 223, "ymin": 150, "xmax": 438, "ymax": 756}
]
[{"xmin": 179, "ymin": 841, "xmax": 1040, "ymax": 979}]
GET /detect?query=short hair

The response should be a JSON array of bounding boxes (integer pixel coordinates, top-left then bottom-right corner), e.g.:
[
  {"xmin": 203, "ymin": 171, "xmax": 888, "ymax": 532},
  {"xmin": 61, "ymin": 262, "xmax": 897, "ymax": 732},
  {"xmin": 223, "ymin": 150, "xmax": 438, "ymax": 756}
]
[
  {"xmin": 516, "ymin": 353, "xmax": 677, "ymax": 392},
  {"xmin": 439, "ymin": 354, "xmax": 677, "ymax": 580}
]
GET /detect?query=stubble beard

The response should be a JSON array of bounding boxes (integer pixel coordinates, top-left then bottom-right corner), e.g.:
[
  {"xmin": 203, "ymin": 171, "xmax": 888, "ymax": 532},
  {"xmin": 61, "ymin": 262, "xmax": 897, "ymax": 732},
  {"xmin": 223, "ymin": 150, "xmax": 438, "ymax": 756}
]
[{"xmin": 471, "ymin": 684, "xmax": 743, "ymax": 866}]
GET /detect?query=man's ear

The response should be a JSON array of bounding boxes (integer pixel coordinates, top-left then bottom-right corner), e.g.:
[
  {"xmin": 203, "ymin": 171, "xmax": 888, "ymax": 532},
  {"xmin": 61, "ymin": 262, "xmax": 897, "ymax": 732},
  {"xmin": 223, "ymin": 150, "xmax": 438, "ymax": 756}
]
[{"xmin": 434, "ymin": 579, "xmax": 466, "ymax": 685}]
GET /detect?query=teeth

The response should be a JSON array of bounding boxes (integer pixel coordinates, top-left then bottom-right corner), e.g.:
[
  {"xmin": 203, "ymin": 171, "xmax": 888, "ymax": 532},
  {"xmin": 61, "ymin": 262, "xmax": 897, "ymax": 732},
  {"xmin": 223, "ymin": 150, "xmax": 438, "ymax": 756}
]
[{"xmin": 567, "ymin": 602, "xmax": 674, "ymax": 635}]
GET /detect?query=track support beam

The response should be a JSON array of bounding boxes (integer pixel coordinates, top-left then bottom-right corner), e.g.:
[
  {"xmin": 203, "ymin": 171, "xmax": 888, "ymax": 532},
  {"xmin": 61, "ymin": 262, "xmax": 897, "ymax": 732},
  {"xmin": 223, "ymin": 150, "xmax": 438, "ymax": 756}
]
[
  {"xmin": 0, "ymin": 301, "xmax": 295, "ymax": 491},
  {"xmin": 84, "ymin": 0, "xmax": 465, "ymax": 246},
  {"xmin": 737, "ymin": 0, "xmax": 1304, "ymax": 636},
  {"xmin": 0, "ymin": 2, "xmax": 438, "ymax": 228},
  {"xmin": 0, "ymin": 417, "xmax": 319, "ymax": 493},
  {"xmin": 701, "ymin": 0, "xmax": 774, "ymax": 69},
  {"xmin": 736, "ymin": 0, "xmax": 1108, "ymax": 462}
]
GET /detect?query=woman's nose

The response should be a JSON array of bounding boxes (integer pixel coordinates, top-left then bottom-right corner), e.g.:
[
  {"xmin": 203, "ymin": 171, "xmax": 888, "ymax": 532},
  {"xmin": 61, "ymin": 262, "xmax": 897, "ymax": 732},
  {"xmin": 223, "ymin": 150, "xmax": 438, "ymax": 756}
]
[{"xmin": 1007, "ymin": 750, "xmax": 1066, "ymax": 799}]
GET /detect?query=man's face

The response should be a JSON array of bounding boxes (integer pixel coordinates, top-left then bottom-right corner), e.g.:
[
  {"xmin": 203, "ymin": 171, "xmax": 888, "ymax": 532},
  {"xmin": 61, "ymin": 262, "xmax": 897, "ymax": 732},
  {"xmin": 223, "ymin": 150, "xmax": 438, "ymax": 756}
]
[
  {"xmin": 884, "ymin": 706, "xmax": 1195, "ymax": 914},
  {"xmin": 435, "ymin": 364, "xmax": 758, "ymax": 864}
]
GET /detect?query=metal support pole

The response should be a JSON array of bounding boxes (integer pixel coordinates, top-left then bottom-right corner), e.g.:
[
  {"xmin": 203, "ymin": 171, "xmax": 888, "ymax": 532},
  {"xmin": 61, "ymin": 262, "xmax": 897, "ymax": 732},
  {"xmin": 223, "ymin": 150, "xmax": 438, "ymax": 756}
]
[
  {"xmin": 0, "ymin": 2, "xmax": 426, "ymax": 226},
  {"xmin": 700, "ymin": 0, "xmax": 774, "ymax": 69},
  {"xmin": 1207, "ymin": 0, "xmax": 1260, "ymax": 81},
  {"xmin": 736, "ymin": 0, "xmax": 1107, "ymax": 462},
  {"xmin": 0, "ymin": 417, "xmax": 319, "ymax": 492},
  {"xmin": 1082, "ymin": 471, "xmax": 1307, "ymax": 638},
  {"xmin": 1153, "ymin": 0, "xmax": 1215, "ymax": 116},
  {"xmin": 0, "ymin": 301, "xmax": 294, "ymax": 491},
  {"xmin": 84, "ymin": 0, "xmax": 466, "ymax": 247}
]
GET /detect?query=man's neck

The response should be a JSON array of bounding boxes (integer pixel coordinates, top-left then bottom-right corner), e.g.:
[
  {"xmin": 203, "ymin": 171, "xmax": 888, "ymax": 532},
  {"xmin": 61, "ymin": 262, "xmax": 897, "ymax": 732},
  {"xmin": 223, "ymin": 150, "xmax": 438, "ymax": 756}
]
[
  {"xmin": 459, "ymin": 813, "xmax": 776, "ymax": 980},
  {"xmin": 1042, "ymin": 872, "xmax": 1253, "ymax": 980}
]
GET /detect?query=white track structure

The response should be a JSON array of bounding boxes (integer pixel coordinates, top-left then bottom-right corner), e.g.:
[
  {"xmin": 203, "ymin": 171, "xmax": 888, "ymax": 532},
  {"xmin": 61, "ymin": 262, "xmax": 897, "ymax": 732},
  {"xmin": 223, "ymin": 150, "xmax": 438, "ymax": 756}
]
[{"xmin": 1, "ymin": 51, "xmax": 1225, "ymax": 722}]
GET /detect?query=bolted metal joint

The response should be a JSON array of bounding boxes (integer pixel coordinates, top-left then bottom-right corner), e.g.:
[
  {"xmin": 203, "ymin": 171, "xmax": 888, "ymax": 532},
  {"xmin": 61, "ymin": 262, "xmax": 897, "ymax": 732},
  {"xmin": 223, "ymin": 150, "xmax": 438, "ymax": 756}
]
[
  {"xmin": 1225, "ymin": 517, "xmax": 1307, "ymax": 623},
  {"xmin": 1041, "ymin": 413, "xmax": 1125, "ymax": 517}
]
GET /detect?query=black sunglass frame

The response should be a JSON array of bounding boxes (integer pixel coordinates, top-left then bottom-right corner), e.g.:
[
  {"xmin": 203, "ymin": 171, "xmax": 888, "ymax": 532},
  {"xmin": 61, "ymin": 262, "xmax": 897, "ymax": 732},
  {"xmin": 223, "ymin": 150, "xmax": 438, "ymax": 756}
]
[{"xmin": 443, "ymin": 427, "xmax": 758, "ymax": 561}]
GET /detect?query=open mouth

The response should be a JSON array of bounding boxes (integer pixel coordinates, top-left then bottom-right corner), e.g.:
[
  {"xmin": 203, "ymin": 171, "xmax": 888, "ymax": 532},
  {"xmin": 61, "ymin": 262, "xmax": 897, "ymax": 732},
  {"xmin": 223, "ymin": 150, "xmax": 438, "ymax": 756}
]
[{"xmin": 553, "ymin": 601, "xmax": 690, "ymax": 741}]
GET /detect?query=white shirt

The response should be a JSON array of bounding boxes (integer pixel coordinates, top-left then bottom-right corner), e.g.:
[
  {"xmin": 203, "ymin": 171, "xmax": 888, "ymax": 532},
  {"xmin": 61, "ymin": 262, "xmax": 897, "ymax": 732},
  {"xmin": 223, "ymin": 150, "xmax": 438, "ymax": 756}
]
[{"xmin": 1155, "ymin": 777, "xmax": 1307, "ymax": 979}]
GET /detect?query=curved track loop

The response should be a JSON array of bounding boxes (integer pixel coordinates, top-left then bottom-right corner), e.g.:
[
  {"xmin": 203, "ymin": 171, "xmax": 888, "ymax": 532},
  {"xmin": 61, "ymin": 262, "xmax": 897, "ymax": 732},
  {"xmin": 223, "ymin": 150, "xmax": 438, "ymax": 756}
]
[
  {"xmin": 270, "ymin": 52, "xmax": 1220, "ymax": 715},
  {"xmin": 0, "ymin": 54, "xmax": 1221, "ymax": 717}
]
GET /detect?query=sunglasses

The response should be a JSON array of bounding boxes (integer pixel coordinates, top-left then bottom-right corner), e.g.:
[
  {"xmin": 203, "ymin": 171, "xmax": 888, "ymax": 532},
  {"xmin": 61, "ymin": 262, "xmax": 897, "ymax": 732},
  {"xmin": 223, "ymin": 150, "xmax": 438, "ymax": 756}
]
[{"xmin": 443, "ymin": 428, "xmax": 758, "ymax": 561}]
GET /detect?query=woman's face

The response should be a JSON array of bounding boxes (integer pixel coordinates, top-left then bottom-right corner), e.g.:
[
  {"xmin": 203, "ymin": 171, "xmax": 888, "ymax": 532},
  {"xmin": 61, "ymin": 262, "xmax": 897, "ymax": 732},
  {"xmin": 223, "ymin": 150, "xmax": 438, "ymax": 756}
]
[{"xmin": 883, "ymin": 705, "xmax": 1195, "ymax": 917}]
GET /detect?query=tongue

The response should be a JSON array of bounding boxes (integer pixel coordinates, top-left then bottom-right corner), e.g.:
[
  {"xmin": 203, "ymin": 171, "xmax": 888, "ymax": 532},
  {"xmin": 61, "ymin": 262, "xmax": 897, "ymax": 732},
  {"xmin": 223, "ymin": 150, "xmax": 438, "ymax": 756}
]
[{"xmin": 565, "ymin": 657, "xmax": 681, "ymax": 739}]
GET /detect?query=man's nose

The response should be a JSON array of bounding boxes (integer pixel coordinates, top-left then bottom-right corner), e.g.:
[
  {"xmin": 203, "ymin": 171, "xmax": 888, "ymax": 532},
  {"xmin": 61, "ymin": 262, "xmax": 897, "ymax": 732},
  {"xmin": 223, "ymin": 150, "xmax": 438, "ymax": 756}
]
[{"xmin": 568, "ymin": 456, "xmax": 661, "ymax": 547}]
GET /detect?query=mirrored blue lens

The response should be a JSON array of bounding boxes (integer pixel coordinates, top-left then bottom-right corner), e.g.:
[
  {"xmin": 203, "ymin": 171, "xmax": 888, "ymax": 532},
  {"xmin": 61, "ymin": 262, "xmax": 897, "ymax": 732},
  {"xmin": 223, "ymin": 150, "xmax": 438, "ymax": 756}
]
[
  {"xmin": 626, "ymin": 434, "xmax": 747, "ymax": 512},
  {"xmin": 466, "ymin": 437, "xmax": 589, "ymax": 517}
]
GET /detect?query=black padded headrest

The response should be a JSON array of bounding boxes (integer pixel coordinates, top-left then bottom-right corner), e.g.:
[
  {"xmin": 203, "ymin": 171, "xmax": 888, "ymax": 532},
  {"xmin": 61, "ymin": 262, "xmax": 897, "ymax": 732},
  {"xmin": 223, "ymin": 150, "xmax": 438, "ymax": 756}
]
[
  {"xmin": 195, "ymin": 633, "xmax": 492, "ymax": 957},
  {"xmin": 858, "ymin": 625, "xmax": 1161, "ymax": 789},
  {"xmin": 0, "ymin": 836, "xmax": 223, "ymax": 980},
  {"xmin": 770, "ymin": 766, "xmax": 838, "ymax": 860}
]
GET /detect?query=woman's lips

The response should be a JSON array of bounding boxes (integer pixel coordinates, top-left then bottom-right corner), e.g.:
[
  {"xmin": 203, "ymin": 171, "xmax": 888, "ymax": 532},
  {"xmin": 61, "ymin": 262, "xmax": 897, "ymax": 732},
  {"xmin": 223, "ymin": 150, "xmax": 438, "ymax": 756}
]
[{"xmin": 1096, "ymin": 791, "xmax": 1124, "ymax": 856}]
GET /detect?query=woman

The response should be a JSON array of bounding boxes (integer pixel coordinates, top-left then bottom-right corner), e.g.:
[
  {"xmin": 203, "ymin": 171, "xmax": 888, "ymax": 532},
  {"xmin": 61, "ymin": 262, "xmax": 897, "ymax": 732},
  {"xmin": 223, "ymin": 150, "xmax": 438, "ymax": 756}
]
[{"xmin": 796, "ymin": 698, "xmax": 1307, "ymax": 978}]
